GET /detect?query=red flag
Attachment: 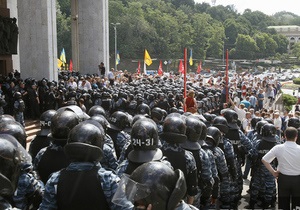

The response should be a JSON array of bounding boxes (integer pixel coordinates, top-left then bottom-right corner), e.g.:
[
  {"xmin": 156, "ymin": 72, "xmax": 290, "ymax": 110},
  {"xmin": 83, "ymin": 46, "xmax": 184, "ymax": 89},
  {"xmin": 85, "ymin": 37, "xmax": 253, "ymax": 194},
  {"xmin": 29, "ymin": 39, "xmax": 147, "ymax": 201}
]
[
  {"xmin": 69, "ymin": 59, "xmax": 73, "ymax": 72},
  {"xmin": 178, "ymin": 59, "xmax": 184, "ymax": 74},
  {"xmin": 197, "ymin": 60, "xmax": 202, "ymax": 74},
  {"xmin": 137, "ymin": 61, "xmax": 141, "ymax": 75},
  {"xmin": 158, "ymin": 60, "xmax": 163, "ymax": 76}
]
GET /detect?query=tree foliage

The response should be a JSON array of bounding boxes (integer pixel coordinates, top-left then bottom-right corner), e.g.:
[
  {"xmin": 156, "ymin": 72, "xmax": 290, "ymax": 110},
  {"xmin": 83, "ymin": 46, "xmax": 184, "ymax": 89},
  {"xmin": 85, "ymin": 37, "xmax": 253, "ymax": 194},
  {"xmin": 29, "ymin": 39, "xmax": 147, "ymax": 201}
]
[{"xmin": 56, "ymin": 0, "xmax": 300, "ymax": 65}]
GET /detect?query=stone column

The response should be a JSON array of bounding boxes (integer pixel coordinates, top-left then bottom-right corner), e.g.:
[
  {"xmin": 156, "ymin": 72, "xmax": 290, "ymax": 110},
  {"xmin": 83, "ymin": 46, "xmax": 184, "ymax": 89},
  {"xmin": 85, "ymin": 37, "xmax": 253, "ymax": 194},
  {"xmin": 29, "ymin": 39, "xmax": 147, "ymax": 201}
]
[
  {"xmin": 18, "ymin": 0, "xmax": 57, "ymax": 81},
  {"xmin": 71, "ymin": 0, "xmax": 109, "ymax": 75},
  {"xmin": 7, "ymin": 0, "xmax": 20, "ymax": 72}
]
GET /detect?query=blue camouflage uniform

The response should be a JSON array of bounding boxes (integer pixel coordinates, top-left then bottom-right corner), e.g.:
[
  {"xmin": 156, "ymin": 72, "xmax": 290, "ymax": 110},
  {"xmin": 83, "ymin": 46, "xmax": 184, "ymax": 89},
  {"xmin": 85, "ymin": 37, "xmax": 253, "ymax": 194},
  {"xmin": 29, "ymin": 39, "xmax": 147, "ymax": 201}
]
[
  {"xmin": 39, "ymin": 162, "xmax": 124, "ymax": 210},
  {"xmin": 13, "ymin": 163, "xmax": 44, "ymax": 209},
  {"xmin": 0, "ymin": 196, "xmax": 19, "ymax": 210},
  {"xmin": 176, "ymin": 201, "xmax": 199, "ymax": 210},
  {"xmin": 118, "ymin": 140, "xmax": 131, "ymax": 164},
  {"xmin": 191, "ymin": 148, "xmax": 214, "ymax": 209},
  {"xmin": 227, "ymin": 130, "xmax": 254, "ymax": 199},
  {"xmin": 248, "ymin": 139, "xmax": 277, "ymax": 208},
  {"xmin": 199, "ymin": 146, "xmax": 218, "ymax": 208},
  {"xmin": 101, "ymin": 143, "xmax": 118, "ymax": 171},
  {"xmin": 219, "ymin": 137, "xmax": 239, "ymax": 208},
  {"xmin": 210, "ymin": 146, "xmax": 231, "ymax": 208},
  {"xmin": 161, "ymin": 142, "xmax": 198, "ymax": 198},
  {"xmin": 113, "ymin": 131, "xmax": 131, "ymax": 159}
]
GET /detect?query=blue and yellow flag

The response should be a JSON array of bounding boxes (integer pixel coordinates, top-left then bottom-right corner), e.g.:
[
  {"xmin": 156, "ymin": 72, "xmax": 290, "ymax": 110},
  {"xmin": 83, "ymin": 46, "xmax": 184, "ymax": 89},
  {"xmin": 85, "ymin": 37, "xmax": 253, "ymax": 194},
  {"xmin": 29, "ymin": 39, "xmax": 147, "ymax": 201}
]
[
  {"xmin": 60, "ymin": 48, "xmax": 66, "ymax": 66},
  {"xmin": 189, "ymin": 49, "xmax": 193, "ymax": 66},
  {"xmin": 116, "ymin": 50, "xmax": 120, "ymax": 65}
]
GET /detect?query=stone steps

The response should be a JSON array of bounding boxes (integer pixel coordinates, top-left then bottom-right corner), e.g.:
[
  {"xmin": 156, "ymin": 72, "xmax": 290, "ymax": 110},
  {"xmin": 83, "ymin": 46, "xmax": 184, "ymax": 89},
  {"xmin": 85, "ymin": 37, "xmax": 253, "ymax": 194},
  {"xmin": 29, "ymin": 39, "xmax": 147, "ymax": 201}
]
[{"xmin": 25, "ymin": 120, "xmax": 40, "ymax": 143}]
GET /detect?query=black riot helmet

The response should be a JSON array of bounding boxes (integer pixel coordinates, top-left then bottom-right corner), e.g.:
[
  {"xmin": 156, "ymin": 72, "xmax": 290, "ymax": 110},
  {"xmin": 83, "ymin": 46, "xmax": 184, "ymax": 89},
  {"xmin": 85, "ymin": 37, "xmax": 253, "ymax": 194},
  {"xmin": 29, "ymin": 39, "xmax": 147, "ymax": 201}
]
[
  {"xmin": 160, "ymin": 116, "xmax": 187, "ymax": 143},
  {"xmin": 213, "ymin": 116, "xmax": 229, "ymax": 134},
  {"xmin": 112, "ymin": 162, "xmax": 187, "ymax": 210},
  {"xmin": 205, "ymin": 126, "xmax": 222, "ymax": 147},
  {"xmin": 261, "ymin": 123, "xmax": 277, "ymax": 142},
  {"xmin": 39, "ymin": 109, "xmax": 57, "ymax": 136},
  {"xmin": 151, "ymin": 107, "xmax": 164, "ymax": 121},
  {"xmin": 287, "ymin": 117, "xmax": 300, "ymax": 129},
  {"xmin": 50, "ymin": 110, "xmax": 80, "ymax": 140},
  {"xmin": 65, "ymin": 122, "xmax": 105, "ymax": 162},
  {"xmin": 109, "ymin": 111, "xmax": 131, "ymax": 131},
  {"xmin": 136, "ymin": 103, "xmax": 151, "ymax": 116},
  {"xmin": 88, "ymin": 105, "xmax": 106, "ymax": 117},
  {"xmin": 0, "ymin": 115, "xmax": 15, "ymax": 124},
  {"xmin": 250, "ymin": 117, "xmax": 262, "ymax": 129},
  {"xmin": 199, "ymin": 120, "xmax": 207, "ymax": 141},
  {"xmin": 90, "ymin": 115, "xmax": 110, "ymax": 132},
  {"xmin": 13, "ymin": 91, "xmax": 22, "ymax": 99},
  {"xmin": 180, "ymin": 117, "xmax": 202, "ymax": 150},
  {"xmin": 57, "ymin": 105, "xmax": 89, "ymax": 121},
  {"xmin": 0, "ymin": 134, "xmax": 31, "ymax": 196},
  {"xmin": 0, "ymin": 121, "xmax": 27, "ymax": 148},
  {"xmin": 223, "ymin": 109, "xmax": 239, "ymax": 129},
  {"xmin": 255, "ymin": 120, "xmax": 268, "ymax": 134},
  {"xmin": 132, "ymin": 114, "xmax": 148, "ymax": 127},
  {"xmin": 128, "ymin": 119, "xmax": 162, "ymax": 163}
]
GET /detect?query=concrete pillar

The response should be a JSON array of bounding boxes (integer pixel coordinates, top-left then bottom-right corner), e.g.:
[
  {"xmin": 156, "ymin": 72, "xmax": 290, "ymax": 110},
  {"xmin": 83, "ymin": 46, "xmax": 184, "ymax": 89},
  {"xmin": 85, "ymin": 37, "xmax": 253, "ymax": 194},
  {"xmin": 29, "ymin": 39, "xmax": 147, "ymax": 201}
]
[
  {"xmin": 71, "ymin": 0, "xmax": 109, "ymax": 75},
  {"xmin": 7, "ymin": 0, "xmax": 20, "ymax": 72},
  {"xmin": 18, "ymin": 0, "xmax": 57, "ymax": 81}
]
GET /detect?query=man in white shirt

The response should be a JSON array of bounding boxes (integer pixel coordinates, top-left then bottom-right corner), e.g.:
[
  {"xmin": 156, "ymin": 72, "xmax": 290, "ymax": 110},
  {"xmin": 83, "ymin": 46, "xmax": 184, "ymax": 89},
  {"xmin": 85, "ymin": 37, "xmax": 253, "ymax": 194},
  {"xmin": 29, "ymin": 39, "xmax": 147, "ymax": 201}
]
[{"xmin": 262, "ymin": 127, "xmax": 300, "ymax": 210}]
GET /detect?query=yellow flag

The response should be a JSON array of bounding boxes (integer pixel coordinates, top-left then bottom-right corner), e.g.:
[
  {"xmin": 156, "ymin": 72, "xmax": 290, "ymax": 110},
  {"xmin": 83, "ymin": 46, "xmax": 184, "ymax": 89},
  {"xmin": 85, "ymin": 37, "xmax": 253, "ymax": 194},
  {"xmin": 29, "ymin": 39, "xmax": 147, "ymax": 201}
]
[
  {"xmin": 57, "ymin": 59, "xmax": 63, "ymax": 68},
  {"xmin": 144, "ymin": 49, "xmax": 152, "ymax": 66}
]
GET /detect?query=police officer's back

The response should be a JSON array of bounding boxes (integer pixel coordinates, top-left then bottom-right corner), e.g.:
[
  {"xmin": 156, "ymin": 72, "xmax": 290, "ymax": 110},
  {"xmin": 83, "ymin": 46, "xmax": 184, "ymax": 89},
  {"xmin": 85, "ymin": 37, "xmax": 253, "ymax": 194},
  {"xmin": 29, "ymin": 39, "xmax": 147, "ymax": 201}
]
[
  {"xmin": 33, "ymin": 109, "xmax": 80, "ymax": 184},
  {"xmin": 40, "ymin": 122, "xmax": 122, "ymax": 210},
  {"xmin": 160, "ymin": 115, "xmax": 198, "ymax": 204}
]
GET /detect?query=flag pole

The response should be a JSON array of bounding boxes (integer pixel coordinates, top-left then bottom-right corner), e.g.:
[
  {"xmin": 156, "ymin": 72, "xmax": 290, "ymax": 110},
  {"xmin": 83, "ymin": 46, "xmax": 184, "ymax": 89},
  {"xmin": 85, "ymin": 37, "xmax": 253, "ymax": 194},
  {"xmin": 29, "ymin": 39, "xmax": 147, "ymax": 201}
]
[
  {"xmin": 143, "ymin": 49, "xmax": 146, "ymax": 75},
  {"xmin": 225, "ymin": 49, "xmax": 229, "ymax": 103},
  {"xmin": 184, "ymin": 48, "xmax": 187, "ymax": 112}
]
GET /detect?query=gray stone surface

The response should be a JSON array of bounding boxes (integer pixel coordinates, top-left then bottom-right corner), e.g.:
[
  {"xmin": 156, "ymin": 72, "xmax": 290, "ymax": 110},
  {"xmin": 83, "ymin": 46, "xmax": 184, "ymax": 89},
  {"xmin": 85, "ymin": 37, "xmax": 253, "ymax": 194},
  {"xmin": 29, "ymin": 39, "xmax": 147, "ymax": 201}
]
[
  {"xmin": 72, "ymin": 0, "xmax": 109, "ymax": 75},
  {"xmin": 7, "ymin": 0, "xmax": 20, "ymax": 72},
  {"xmin": 17, "ymin": 0, "xmax": 58, "ymax": 81}
]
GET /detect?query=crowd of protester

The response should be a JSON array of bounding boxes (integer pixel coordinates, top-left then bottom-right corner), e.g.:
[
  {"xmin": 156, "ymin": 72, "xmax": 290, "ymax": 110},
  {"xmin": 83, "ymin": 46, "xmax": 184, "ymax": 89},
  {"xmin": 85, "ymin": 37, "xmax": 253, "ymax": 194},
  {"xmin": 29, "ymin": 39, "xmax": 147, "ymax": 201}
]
[{"xmin": 0, "ymin": 67, "xmax": 300, "ymax": 210}]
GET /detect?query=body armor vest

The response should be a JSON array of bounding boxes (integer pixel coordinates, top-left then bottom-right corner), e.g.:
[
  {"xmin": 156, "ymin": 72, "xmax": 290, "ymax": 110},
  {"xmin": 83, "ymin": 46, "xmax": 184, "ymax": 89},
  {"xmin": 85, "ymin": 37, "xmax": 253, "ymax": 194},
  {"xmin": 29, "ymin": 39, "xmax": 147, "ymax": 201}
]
[
  {"xmin": 37, "ymin": 148, "xmax": 70, "ymax": 184},
  {"xmin": 57, "ymin": 167, "xmax": 110, "ymax": 210}
]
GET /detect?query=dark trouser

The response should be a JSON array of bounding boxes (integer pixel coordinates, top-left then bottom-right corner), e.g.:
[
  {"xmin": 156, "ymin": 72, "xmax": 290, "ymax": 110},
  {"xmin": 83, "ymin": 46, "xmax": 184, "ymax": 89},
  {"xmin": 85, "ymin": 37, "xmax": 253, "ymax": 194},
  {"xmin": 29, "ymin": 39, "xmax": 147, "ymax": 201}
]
[
  {"xmin": 278, "ymin": 173, "xmax": 300, "ymax": 210},
  {"xmin": 109, "ymin": 79, "xmax": 114, "ymax": 86}
]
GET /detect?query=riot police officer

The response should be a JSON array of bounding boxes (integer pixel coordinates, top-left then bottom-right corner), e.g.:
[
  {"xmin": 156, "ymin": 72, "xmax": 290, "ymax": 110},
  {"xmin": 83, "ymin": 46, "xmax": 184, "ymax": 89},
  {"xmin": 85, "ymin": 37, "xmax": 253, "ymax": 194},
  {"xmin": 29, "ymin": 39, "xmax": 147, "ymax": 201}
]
[
  {"xmin": 160, "ymin": 115, "xmax": 198, "ymax": 204},
  {"xmin": 223, "ymin": 109, "xmax": 253, "ymax": 199},
  {"xmin": 0, "ymin": 135, "xmax": 25, "ymax": 209},
  {"xmin": 180, "ymin": 116, "xmax": 213, "ymax": 209},
  {"xmin": 29, "ymin": 109, "xmax": 57, "ymax": 160},
  {"xmin": 40, "ymin": 122, "xmax": 123, "ymax": 210},
  {"xmin": 33, "ymin": 109, "xmax": 80, "ymax": 184},
  {"xmin": 246, "ymin": 123, "xmax": 278, "ymax": 209},
  {"xmin": 203, "ymin": 126, "xmax": 231, "ymax": 209},
  {"xmin": 213, "ymin": 116, "xmax": 239, "ymax": 208},
  {"xmin": 117, "ymin": 118, "xmax": 169, "ymax": 176},
  {"xmin": 113, "ymin": 161, "xmax": 199, "ymax": 210},
  {"xmin": 106, "ymin": 111, "xmax": 131, "ymax": 159}
]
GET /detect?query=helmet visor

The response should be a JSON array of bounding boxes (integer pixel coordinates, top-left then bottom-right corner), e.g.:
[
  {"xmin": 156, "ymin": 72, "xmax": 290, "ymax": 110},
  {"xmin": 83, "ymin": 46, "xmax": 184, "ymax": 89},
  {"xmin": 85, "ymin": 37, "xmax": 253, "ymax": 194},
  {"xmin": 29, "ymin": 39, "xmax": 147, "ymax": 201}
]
[{"xmin": 112, "ymin": 174, "xmax": 151, "ymax": 208}]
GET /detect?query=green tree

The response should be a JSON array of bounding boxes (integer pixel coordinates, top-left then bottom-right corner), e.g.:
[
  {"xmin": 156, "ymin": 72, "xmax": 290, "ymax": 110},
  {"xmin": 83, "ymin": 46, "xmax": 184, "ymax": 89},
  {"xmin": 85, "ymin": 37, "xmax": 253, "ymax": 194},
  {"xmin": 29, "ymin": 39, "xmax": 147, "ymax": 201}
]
[
  {"xmin": 56, "ymin": 1, "xmax": 71, "ymax": 63},
  {"xmin": 232, "ymin": 34, "xmax": 258, "ymax": 59}
]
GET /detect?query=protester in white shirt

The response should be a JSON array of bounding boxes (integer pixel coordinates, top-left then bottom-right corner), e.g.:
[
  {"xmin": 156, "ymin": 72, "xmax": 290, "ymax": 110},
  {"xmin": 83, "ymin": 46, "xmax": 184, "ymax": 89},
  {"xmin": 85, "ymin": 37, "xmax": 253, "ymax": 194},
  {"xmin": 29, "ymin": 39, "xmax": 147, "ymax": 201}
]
[{"xmin": 262, "ymin": 127, "xmax": 300, "ymax": 210}]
